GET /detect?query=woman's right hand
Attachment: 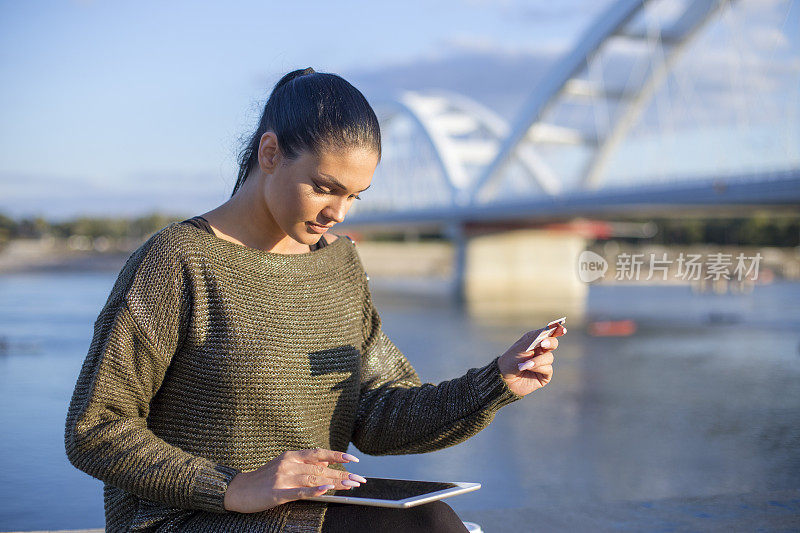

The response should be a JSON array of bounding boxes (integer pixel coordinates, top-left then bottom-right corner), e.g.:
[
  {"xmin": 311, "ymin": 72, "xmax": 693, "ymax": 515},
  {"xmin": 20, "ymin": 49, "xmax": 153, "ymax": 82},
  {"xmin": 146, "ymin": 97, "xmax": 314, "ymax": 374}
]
[{"xmin": 223, "ymin": 448, "xmax": 366, "ymax": 513}]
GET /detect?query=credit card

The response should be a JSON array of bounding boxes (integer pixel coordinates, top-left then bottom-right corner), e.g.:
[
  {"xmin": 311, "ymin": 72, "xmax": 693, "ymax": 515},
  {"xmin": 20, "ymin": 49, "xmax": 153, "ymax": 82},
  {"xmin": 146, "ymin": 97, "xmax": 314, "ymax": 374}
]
[{"xmin": 524, "ymin": 316, "xmax": 566, "ymax": 352}]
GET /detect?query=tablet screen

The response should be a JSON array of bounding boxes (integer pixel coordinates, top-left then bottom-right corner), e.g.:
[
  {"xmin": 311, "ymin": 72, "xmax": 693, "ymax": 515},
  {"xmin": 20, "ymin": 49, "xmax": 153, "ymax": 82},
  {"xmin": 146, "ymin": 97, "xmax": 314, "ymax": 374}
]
[{"xmin": 327, "ymin": 478, "xmax": 459, "ymax": 501}]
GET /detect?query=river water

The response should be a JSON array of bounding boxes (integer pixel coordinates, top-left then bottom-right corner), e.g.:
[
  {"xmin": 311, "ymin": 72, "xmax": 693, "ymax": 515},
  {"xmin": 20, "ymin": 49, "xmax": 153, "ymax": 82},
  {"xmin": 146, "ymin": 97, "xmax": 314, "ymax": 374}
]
[{"xmin": 0, "ymin": 271, "xmax": 798, "ymax": 531}]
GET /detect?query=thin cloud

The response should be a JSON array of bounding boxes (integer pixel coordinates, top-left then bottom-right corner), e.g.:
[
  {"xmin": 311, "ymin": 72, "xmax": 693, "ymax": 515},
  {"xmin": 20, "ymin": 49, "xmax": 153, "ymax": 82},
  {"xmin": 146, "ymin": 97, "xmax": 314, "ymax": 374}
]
[
  {"xmin": 437, "ymin": 34, "xmax": 567, "ymax": 56},
  {"xmin": 461, "ymin": 0, "xmax": 607, "ymax": 20},
  {"xmin": 748, "ymin": 25, "xmax": 790, "ymax": 50}
]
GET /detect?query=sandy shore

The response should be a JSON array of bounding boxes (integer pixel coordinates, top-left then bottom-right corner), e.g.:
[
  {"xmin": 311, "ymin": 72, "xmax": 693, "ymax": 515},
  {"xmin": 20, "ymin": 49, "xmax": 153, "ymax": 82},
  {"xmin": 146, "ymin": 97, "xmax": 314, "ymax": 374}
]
[
  {"xmin": 0, "ymin": 238, "xmax": 456, "ymax": 277},
  {"xmin": 0, "ymin": 238, "xmax": 132, "ymax": 274},
  {"xmin": 1, "ymin": 238, "xmax": 796, "ymax": 287}
]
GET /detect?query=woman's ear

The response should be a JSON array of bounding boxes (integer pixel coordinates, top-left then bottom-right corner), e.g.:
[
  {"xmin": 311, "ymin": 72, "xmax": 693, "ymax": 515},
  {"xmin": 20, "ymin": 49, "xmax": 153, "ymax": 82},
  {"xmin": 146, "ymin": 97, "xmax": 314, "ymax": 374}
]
[{"xmin": 257, "ymin": 132, "xmax": 281, "ymax": 173}]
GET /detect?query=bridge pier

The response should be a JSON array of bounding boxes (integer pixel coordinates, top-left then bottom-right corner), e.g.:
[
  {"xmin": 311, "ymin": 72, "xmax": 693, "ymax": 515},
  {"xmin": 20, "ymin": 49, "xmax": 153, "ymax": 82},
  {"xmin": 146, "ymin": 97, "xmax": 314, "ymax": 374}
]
[{"xmin": 454, "ymin": 228, "xmax": 589, "ymax": 318}]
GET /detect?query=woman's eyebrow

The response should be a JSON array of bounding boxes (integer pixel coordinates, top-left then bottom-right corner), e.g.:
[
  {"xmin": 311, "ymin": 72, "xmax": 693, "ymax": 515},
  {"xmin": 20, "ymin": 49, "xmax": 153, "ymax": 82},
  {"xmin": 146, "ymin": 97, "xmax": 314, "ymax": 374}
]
[{"xmin": 319, "ymin": 173, "xmax": 371, "ymax": 193}]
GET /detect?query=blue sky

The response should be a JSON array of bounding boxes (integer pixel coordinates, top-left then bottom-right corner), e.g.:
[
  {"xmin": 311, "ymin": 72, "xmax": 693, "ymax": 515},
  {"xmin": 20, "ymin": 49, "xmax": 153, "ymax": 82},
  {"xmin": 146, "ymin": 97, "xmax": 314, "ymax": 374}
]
[{"xmin": 0, "ymin": 0, "xmax": 797, "ymax": 220}]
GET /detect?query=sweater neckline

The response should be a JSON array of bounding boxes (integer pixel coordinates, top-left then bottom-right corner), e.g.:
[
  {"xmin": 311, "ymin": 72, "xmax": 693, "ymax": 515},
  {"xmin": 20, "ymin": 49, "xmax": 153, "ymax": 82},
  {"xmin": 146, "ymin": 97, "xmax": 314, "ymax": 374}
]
[{"xmin": 172, "ymin": 221, "xmax": 350, "ymax": 270}]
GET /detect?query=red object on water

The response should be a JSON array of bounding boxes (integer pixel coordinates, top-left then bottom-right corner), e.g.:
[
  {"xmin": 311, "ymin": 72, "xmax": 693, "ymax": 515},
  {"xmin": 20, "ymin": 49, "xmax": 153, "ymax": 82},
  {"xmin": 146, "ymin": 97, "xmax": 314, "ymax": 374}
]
[{"xmin": 588, "ymin": 320, "xmax": 637, "ymax": 337}]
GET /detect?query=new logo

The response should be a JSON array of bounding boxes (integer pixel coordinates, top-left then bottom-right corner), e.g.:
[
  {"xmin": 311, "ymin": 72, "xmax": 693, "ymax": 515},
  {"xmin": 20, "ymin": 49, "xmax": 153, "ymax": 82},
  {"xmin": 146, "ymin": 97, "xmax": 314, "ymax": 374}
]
[{"xmin": 577, "ymin": 250, "xmax": 608, "ymax": 283}]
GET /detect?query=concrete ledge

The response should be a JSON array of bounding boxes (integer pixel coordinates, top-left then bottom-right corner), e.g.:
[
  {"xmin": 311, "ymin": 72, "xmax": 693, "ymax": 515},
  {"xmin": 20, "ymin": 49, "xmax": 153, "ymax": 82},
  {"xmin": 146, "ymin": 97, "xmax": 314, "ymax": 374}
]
[
  {"xmin": 4, "ymin": 530, "xmax": 103, "ymax": 533},
  {"xmin": 7, "ymin": 489, "xmax": 799, "ymax": 532}
]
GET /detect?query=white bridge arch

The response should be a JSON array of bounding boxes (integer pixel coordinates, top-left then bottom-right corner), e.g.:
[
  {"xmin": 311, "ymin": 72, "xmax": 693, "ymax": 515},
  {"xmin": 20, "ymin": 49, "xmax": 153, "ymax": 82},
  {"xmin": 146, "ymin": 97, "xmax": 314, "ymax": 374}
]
[{"xmin": 348, "ymin": 0, "xmax": 799, "ymax": 223}]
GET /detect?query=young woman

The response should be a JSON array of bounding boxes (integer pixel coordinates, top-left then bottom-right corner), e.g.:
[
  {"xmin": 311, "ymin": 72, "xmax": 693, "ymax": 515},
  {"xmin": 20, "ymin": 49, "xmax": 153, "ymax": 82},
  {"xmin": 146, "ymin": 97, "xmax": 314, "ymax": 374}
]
[{"xmin": 65, "ymin": 67, "xmax": 565, "ymax": 533}]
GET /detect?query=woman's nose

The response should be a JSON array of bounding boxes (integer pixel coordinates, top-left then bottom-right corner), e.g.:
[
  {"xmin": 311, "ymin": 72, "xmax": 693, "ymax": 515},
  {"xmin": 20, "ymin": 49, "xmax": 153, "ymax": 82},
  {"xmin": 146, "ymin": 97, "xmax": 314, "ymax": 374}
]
[{"xmin": 324, "ymin": 197, "xmax": 348, "ymax": 223}]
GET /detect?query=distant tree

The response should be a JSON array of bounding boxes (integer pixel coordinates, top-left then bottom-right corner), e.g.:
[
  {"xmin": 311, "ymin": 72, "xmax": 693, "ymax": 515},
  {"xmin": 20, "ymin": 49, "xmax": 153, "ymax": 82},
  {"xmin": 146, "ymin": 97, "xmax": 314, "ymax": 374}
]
[
  {"xmin": 0, "ymin": 211, "xmax": 797, "ymax": 249},
  {"xmin": 129, "ymin": 213, "xmax": 179, "ymax": 239},
  {"xmin": 601, "ymin": 215, "xmax": 799, "ymax": 247},
  {"xmin": 14, "ymin": 217, "xmax": 50, "ymax": 239},
  {"xmin": 0, "ymin": 212, "xmax": 16, "ymax": 246}
]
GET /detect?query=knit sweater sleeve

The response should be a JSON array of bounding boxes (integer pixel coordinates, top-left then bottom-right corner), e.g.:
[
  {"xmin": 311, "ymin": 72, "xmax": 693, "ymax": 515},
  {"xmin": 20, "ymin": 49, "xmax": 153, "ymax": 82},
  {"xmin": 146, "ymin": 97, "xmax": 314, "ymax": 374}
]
[
  {"xmin": 64, "ymin": 230, "xmax": 239, "ymax": 513},
  {"xmin": 351, "ymin": 289, "xmax": 524, "ymax": 456}
]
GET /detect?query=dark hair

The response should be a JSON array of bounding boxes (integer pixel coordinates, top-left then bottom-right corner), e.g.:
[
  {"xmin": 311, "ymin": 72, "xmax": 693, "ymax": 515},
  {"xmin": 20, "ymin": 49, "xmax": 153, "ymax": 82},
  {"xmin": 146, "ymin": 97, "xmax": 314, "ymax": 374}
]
[{"xmin": 231, "ymin": 67, "xmax": 382, "ymax": 197}]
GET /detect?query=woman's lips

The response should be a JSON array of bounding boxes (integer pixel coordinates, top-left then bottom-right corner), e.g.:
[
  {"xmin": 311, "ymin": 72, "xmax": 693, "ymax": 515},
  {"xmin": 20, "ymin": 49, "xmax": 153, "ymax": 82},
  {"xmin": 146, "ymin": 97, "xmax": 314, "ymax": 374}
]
[{"xmin": 307, "ymin": 222, "xmax": 331, "ymax": 234}]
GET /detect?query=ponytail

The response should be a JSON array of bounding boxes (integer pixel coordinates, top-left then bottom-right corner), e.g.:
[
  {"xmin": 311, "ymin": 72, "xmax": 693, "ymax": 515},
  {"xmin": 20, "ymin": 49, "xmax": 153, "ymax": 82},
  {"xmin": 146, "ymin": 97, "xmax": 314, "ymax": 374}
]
[{"xmin": 231, "ymin": 67, "xmax": 381, "ymax": 197}]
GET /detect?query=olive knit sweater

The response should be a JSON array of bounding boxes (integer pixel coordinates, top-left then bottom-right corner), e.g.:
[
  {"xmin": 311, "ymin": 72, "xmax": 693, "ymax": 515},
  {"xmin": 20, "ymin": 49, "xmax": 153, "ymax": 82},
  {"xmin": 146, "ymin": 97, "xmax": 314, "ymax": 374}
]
[{"xmin": 64, "ymin": 221, "xmax": 523, "ymax": 532}]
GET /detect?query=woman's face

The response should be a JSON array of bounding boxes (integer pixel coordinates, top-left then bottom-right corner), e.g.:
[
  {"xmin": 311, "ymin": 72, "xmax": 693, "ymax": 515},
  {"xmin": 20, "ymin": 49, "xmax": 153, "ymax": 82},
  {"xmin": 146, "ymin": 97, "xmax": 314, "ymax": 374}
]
[{"xmin": 261, "ymin": 142, "xmax": 378, "ymax": 246}]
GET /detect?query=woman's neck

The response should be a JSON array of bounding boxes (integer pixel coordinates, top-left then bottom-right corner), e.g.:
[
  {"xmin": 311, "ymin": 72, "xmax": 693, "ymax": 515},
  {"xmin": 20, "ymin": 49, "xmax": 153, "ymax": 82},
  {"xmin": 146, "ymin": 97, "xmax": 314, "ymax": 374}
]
[{"xmin": 200, "ymin": 177, "xmax": 312, "ymax": 254}]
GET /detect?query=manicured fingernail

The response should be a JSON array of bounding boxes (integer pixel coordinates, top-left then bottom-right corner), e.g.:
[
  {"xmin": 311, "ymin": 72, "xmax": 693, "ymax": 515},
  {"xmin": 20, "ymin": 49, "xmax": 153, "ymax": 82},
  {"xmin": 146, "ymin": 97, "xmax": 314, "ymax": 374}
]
[
  {"xmin": 342, "ymin": 453, "xmax": 360, "ymax": 463},
  {"xmin": 319, "ymin": 484, "xmax": 335, "ymax": 491},
  {"xmin": 563, "ymin": 327, "xmax": 567, "ymax": 333},
  {"xmin": 518, "ymin": 360, "xmax": 535, "ymax": 371},
  {"xmin": 541, "ymin": 339, "xmax": 552, "ymax": 349},
  {"xmin": 342, "ymin": 479, "xmax": 361, "ymax": 487},
  {"xmin": 349, "ymin": 473, "xmax": 367, "ymax": 483}
]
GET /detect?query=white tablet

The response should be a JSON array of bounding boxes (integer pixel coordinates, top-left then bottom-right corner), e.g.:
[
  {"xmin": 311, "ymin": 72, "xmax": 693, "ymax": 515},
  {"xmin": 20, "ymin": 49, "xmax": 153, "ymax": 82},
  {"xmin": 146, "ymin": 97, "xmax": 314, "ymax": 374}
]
[{"xmin": 307, "ymin": 477, "xmax": 481, "ymax": 508}]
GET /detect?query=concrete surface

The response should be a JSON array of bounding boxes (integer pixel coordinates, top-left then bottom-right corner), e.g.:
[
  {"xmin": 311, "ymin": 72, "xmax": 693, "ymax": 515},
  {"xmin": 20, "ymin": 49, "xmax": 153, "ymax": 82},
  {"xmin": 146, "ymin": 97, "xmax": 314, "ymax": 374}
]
[{"xmin": 6, "ymin": 489, "xmax": 799, "ymax": 532}]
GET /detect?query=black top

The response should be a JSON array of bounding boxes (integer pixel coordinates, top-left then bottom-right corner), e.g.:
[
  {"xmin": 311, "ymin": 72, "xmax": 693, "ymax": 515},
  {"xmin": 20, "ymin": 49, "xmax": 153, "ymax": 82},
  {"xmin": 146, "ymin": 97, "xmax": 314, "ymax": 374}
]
[{"xmin": 179, "ymin": 216, "xmax": 329, "ymax": 251}]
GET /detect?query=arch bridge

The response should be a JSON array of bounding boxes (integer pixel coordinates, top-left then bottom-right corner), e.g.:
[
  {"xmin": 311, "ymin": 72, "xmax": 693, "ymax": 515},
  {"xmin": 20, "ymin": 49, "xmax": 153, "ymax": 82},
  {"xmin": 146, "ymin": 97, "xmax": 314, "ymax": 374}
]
[{"xmin": 340, "ymin": 0, "xmax": 800, "ymax": 312}]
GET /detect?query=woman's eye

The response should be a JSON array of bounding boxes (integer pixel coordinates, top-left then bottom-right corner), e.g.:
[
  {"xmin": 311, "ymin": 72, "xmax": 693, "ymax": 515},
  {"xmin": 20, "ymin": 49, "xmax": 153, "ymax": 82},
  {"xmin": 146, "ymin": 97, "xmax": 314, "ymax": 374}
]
[{"xmin": 313, "ymin": 181, "xmax": 361, "ymax": 200}]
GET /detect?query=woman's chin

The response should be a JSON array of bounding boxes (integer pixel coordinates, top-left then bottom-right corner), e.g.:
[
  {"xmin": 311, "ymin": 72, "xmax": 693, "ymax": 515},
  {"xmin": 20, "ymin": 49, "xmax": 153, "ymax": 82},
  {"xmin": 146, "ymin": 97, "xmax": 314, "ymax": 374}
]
[{"xmin": 291, "ymin": 226, "xmax": 320, "ymax": 244}]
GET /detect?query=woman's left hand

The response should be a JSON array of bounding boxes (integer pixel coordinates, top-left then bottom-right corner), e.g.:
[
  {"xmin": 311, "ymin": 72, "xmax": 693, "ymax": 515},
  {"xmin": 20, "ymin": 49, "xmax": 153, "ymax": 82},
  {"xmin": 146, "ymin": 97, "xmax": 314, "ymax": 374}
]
[{"xmin": 496, "ymin": 323, "xmax": 566, "ymax": 397}]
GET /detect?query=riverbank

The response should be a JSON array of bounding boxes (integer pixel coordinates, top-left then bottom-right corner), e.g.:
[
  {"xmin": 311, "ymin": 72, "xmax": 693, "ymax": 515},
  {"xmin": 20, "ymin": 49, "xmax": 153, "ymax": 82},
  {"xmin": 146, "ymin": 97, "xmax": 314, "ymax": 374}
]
[
  {"xmin": 1, "ymin": 237, "xmax": 798, "ymax": 288},
  {"xmin": 0, "ymin": 238, "xmax": 131, "ymax": 274}
]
